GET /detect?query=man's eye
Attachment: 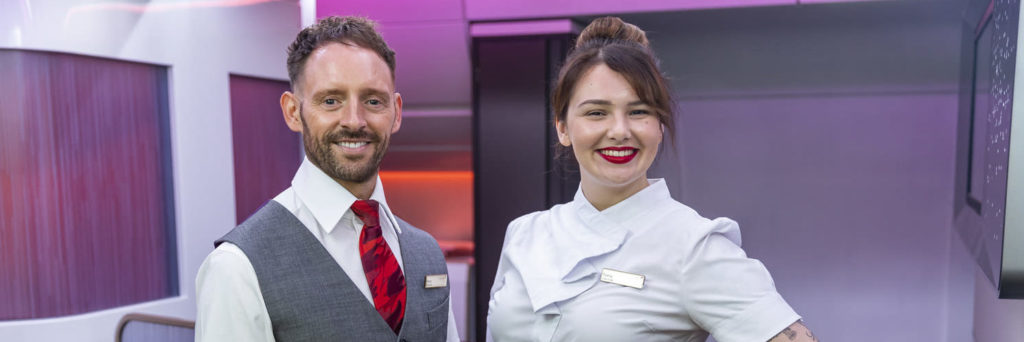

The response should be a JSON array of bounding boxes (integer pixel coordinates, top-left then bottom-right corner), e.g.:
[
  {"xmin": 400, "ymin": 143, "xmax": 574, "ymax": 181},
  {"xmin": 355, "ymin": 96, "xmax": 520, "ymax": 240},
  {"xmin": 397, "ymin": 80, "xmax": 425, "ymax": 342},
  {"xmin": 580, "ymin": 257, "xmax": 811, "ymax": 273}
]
[
  {"xmin": 585, "ymin": 111, "xmax": 605, "ymax": 116},
  {"xmin": 367, "ymin": 99, "xmax": 382, "ymax": 106},
  {"xmin": 324, "ymin": 99, "xmax": 338, "ymax": 105}
]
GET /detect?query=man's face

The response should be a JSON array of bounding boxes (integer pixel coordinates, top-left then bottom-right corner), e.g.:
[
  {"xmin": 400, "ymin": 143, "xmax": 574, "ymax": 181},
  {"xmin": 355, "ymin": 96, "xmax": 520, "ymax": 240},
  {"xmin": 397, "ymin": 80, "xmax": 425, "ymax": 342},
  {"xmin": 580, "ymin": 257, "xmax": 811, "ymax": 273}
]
[{"xmin": 282, "ymin": 42, "xmax": 402, "ymax": 185}]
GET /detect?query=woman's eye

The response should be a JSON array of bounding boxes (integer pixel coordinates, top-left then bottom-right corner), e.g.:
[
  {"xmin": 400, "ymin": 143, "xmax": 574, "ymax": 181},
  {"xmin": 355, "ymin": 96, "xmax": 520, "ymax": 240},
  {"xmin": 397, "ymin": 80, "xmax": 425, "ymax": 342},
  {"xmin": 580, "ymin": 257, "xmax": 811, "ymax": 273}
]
[
  {"xmin": 630, "ymin": 109, "xmax": 650, "ymax": 115},
  {"xmin": 585, "ymin": 111, "xmax": 605, "ymax": 116}
]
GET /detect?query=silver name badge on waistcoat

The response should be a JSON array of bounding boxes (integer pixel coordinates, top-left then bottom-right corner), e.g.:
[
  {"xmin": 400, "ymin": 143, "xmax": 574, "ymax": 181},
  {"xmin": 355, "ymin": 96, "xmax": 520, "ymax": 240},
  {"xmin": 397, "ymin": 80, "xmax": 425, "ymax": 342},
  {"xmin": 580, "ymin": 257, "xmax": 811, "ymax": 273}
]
[
  {"xmin": 425, "ymin": 274, "xmax": 448, "ymax": 288},
  {"xmin": 600, "ymin": 268, "xmax": 645, "ymax": 289}
]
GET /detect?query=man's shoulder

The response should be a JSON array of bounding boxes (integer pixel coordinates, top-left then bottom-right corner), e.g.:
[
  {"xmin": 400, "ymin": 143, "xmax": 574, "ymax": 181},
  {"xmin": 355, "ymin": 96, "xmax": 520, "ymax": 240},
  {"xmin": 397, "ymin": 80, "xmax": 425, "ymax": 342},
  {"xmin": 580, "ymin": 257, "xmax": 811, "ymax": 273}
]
[
  {"xmin": 238, "ymin": 201, "xmax": 295, "ymax": 229},
  {"xmin": 199, "ymin": 242, "xmax": 254, "ymax": 278},
  {"xmin": 216, "ymin": 201, "xmax": 298, "ymax": 248}
]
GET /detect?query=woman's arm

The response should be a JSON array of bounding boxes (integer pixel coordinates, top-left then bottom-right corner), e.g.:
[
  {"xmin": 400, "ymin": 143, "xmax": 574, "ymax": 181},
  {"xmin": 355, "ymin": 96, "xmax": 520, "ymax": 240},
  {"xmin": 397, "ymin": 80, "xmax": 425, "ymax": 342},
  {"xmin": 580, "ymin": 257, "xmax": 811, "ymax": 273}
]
[{"xmin": 768, "ymin": 320, "xmax": 818, "ymax": 342}]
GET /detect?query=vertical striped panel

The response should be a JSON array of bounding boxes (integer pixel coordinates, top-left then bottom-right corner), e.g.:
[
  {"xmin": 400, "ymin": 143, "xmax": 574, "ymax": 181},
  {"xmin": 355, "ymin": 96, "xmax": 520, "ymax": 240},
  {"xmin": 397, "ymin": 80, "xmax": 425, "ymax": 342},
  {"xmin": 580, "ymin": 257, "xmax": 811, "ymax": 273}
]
[
  {"xmin": 0, "ymin": 50, "xmax": 175, "ymax": 320},
  {"xmin": 228, "ymin": 75, "xmax": 298, "ymax": 224}
]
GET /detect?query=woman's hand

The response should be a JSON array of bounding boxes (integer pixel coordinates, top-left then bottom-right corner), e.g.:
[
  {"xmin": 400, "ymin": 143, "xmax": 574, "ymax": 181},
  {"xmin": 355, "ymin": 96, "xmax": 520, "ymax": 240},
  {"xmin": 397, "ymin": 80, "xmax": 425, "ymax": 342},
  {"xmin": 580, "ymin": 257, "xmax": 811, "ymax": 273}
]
[{"xmin": 768, "ymin": 320, "xmax": 818, "ymax": 342}]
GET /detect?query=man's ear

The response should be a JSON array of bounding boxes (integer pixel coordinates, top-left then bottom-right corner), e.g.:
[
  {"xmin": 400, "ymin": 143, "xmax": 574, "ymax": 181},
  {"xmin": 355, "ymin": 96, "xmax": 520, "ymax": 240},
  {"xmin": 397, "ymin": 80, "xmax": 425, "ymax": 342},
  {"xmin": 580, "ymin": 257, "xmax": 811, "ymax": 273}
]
[
  {"xmin": 391, "ymin": 92, "xmax": 403, "ymax": 134},
  {"xmin": 556, "ymin": 119, "xmax": 571, "ymax": 146},
  {"xmin": 281, "ymin": 91, "xmax": 302, "ymax": 133}
]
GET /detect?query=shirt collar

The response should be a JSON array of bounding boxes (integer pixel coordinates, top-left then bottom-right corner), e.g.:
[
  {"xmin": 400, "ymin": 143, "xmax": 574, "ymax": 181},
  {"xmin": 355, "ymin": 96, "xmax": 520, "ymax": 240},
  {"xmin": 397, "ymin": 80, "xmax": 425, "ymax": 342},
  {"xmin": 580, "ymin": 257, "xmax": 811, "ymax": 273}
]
[{"xmin": 291, "ymin": 157, "xmax": 402, "ymax": 234}]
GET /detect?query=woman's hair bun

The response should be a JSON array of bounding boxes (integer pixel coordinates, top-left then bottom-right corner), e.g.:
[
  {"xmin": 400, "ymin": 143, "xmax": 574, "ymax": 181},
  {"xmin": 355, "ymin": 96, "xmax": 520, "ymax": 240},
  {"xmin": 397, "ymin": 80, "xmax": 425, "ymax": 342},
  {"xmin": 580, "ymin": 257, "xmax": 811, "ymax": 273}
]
[{"xmin": 576, "ymin": 16, "xmax": 649, "ymax": 48}]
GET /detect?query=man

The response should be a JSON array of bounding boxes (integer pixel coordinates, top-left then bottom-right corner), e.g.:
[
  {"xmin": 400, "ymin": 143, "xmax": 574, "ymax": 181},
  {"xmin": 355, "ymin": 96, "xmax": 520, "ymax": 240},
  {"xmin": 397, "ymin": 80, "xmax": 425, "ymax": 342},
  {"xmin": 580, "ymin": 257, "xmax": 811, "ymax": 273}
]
[{"xmin": 196, "ymin": 16, "xmax": 458, "ymax": 341}]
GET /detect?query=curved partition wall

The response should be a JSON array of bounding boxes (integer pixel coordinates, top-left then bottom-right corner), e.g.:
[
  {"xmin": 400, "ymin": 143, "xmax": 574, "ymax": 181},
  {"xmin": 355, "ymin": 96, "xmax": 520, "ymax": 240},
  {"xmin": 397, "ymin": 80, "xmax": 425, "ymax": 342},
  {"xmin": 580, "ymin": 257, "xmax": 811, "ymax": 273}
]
[
  {"xmin": 0, "ymin": 49, "xmax": 176, "ymax": 319},
  {"xmin": 0, "ymin": 0, "xmax": 299, "ymax": 340},
  {"xmin": 228, "ymin": 74, "xmax": 299, "ymax": 224}
]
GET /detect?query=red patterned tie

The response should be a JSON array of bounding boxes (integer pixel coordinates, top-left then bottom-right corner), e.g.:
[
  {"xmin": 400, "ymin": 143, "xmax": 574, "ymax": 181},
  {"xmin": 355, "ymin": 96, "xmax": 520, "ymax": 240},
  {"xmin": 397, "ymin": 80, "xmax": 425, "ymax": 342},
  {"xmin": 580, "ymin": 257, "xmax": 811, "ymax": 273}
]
[{"xmin": 351, "ymin": 199, "xmax": 406, "ymax": 333}]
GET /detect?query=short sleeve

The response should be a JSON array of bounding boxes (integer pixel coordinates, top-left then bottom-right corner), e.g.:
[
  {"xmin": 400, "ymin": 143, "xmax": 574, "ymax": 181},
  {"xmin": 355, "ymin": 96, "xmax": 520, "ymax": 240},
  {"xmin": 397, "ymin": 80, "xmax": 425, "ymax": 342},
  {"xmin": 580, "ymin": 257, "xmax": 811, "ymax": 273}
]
[{"xmin": 679, "ymin": 218, "xmax": 800, "ymax": 342}]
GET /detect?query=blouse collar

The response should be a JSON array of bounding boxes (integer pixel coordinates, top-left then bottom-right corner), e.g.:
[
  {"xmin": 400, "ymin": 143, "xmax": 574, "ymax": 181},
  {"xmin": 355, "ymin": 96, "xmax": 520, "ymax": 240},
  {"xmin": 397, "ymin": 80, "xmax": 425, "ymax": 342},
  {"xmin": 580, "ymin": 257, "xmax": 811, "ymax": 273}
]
[
  {"xmin": 573, "ymin": 178, "xmax": 673, "ymax": 231},
  {"xmin": 514, "ymin": 179, "xmax": 671, "ymax": 314}
]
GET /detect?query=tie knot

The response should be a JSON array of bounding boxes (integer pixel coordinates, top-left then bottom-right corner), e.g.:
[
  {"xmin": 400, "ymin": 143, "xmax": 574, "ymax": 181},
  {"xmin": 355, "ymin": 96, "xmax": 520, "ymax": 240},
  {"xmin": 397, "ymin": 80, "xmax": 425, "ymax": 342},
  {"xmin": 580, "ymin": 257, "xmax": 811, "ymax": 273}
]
[{"xmin": 351, "ymin": 199, "xmax": 380, "ymax": 226}]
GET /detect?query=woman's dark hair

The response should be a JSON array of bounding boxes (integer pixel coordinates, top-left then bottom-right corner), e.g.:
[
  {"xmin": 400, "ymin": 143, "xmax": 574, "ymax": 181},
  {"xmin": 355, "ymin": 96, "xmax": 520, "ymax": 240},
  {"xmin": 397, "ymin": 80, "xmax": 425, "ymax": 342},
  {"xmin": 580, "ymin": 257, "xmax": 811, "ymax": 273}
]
[{"xmin": 552, "ymin": 16, "xmax": 674, "ymax": 139}]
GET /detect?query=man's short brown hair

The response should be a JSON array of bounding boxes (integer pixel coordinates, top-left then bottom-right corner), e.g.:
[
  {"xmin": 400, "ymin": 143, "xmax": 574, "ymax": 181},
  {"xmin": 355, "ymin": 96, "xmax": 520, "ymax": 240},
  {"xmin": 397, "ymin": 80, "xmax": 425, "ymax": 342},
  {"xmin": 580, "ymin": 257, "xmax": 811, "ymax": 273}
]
[{"xmin": 285, "ymin": 16, "xmax": 396, "ymax": 90}]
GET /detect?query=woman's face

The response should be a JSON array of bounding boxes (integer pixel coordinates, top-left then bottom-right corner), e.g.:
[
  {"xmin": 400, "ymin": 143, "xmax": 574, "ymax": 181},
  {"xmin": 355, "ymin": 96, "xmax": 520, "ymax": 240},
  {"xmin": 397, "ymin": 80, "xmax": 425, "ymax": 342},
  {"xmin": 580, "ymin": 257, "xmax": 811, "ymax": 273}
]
[{"xmin": 557, "ymin": 63, "xmax": 663, "ymax": 193}]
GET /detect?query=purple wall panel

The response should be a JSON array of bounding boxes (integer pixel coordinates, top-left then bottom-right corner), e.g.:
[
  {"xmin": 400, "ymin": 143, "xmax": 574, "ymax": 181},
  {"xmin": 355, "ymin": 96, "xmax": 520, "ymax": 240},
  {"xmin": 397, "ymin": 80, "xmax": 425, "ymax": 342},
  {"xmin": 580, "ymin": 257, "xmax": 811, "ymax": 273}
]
[
  {"xmin": 315, "ymin": 1, "xmax": 472, "ymax": 108},
  {"xmin": 316, "ymin": 0, "xmax": 464, "ymax": 22},
  {"xmin": 0, "ymin": 50, "xmax": 175, "ymax": 320},
  {"xmin": 464, "ymin": 0, "xmax": 792, "ymax": 21},
  {"xmin": 229, "ymin": 75, "xmax": 298, "ymax": 224},
  {"xmin": 675, "ymin": 94, "xmax": 957, "ymax": 341},
  {"xmin": 630, "ymin": 4, "xmax": 968, "ymax": 339}
]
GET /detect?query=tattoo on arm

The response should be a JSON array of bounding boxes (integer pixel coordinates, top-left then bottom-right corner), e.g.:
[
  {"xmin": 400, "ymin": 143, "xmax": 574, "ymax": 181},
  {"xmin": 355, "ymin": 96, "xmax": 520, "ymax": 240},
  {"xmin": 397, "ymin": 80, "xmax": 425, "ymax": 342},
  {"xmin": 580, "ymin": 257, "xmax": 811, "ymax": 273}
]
[
  {"xmin": 768, "ymin": 320, "xmax": 818, "ymax": 342},
  {"xmin": 782, "ymin": 325, "xmax": 798, "ymax": 339}
]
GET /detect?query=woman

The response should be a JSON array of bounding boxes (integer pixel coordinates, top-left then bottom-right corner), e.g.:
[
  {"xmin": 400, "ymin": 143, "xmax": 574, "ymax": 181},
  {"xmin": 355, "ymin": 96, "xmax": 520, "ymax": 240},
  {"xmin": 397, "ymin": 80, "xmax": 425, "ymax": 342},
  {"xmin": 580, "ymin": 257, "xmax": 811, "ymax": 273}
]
[{"xmin": 487, "ymin": 17, "xmax": 817, "ymax": 342}]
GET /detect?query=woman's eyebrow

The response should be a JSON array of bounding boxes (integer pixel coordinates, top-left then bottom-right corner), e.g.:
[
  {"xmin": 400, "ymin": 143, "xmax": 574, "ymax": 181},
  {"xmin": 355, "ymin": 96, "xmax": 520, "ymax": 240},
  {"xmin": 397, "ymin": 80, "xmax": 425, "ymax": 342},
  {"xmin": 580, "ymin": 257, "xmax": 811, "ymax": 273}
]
[
  {"xmin": 577, "ymin": 99, "xmax": 611, "ymax": 107},
  {"xmin": 576, "ymin": 99, "xmax": 648, "ymax": 107}
]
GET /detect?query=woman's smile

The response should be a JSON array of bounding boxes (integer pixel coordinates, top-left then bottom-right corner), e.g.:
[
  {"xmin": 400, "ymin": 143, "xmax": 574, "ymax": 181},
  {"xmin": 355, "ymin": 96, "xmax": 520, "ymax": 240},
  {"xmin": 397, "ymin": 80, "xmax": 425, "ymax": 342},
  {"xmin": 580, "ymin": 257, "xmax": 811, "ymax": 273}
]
[{"xmin": 597, "ymin": 146, "xmax": 639, "ymax": 164}]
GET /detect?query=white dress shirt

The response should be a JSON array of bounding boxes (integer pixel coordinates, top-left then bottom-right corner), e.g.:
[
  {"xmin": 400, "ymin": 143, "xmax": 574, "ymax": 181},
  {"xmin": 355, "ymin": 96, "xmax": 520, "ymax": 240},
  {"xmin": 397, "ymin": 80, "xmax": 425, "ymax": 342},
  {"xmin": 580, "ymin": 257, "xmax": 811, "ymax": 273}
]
[
  {"xmin": 487, "ymin": 179, "xmax": 799, "ymax": 342},
  {"xmin": 196, "ymin": 158, "xmax": 460, "ymax": 341}
]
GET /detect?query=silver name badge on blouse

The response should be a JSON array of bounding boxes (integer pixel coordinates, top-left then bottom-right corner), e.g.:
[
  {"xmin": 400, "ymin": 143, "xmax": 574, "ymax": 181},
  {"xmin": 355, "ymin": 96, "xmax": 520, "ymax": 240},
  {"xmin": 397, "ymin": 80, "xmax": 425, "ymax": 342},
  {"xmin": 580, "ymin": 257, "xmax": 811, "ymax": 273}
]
[
  {"xmin": 425, "ymin": 274, "xmax": 448, "ymax": 288},
  {"xmin": 600, "ymin": 268, "xmax": 645, "ymax": 289}
]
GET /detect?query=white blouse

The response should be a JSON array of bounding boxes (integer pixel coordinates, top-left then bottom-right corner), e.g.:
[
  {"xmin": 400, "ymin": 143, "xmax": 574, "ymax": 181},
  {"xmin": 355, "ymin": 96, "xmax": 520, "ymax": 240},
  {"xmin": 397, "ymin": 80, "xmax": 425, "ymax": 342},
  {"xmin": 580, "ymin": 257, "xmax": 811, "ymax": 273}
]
[{"xmin": 487, "ymin": 179, "xmax": 800, "ymax": 342}]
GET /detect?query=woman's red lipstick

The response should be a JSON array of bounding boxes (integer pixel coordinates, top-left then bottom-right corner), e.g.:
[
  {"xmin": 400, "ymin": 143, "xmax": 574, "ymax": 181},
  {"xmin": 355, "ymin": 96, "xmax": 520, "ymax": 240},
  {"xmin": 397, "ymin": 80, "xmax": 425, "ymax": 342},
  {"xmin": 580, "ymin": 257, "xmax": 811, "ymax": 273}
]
[{"xmin": 598, "ymin": 147, "xmax": 638, "ymax": 164}]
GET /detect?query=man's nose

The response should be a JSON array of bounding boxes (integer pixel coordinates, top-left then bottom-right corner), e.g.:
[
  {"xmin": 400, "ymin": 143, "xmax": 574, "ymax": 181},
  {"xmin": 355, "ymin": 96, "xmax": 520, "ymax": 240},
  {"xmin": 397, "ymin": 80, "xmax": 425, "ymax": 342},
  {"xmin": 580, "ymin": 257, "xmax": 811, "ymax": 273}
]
[{"xmin": 338, "ymin": 99, "xmax": 367, "ymax": 130}]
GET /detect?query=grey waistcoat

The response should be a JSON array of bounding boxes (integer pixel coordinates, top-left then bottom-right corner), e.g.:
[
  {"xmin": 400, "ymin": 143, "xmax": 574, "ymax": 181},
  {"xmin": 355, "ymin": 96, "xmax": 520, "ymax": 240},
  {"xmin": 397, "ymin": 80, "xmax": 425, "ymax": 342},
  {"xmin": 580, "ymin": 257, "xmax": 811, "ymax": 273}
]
[{"xmin": 215, "ymin": 201, "xmax": 450, "ymax": 342}]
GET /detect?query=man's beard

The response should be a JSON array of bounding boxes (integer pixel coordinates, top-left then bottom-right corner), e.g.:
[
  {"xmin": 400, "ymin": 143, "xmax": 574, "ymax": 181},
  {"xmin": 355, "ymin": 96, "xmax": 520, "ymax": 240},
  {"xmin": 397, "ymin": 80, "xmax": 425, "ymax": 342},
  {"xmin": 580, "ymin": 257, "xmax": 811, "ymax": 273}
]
[{"xmin": 300, "ymin": 109, "xmax": 389, "ymax": 184}]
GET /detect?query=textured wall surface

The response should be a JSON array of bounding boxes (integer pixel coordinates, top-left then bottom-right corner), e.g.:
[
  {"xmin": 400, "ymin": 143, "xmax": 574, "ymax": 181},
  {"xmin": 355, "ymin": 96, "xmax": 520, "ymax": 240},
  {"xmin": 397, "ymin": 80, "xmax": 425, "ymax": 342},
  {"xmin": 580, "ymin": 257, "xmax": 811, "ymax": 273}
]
[
  {"xmin": 229, "ymin": 75, "xmax": 299, "ymax": 224},
  {"xmin": 0, "ymin": 50, "xmax": 176, "ymax": 320}
]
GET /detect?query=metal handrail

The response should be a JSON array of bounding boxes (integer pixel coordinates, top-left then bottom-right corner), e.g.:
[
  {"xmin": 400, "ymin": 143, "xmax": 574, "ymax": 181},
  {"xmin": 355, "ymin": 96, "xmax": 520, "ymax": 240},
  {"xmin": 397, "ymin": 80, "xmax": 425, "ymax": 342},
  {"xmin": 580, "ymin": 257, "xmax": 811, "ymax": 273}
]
[{"xmin": 114, "ymin": 313, "xmax": 195, "ymax": 342}]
